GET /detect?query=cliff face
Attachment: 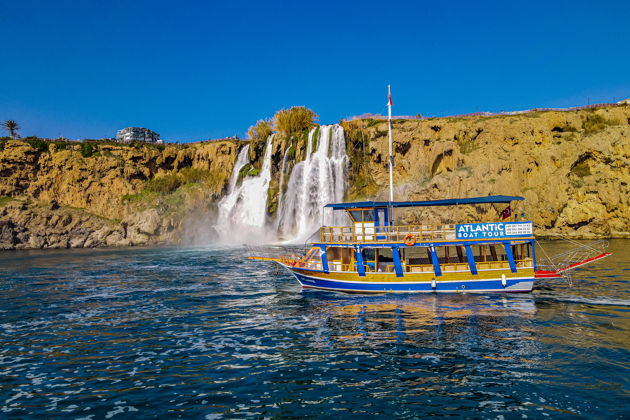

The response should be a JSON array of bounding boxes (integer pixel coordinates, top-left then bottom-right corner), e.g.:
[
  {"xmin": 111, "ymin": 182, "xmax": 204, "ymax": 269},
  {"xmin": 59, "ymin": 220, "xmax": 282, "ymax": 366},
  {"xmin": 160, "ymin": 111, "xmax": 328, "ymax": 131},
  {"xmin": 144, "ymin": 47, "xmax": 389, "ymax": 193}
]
[
  {"xmin": 342, "ymin": 105, "xmax": 630, "ymax": 238},
  {"xmin": 0, "ymin": 139, "xmax": 242, "ymax": 249},
  {"xmin": 1, "ymin": 104, "xmax": 629, "ymax": 250}
]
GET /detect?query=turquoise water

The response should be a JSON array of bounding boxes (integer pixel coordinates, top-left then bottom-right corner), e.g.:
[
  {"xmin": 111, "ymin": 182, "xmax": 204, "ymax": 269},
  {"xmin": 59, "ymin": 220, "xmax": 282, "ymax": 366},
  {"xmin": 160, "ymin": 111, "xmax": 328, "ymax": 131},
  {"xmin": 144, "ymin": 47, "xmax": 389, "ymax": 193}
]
[{"xmin": 0, "ymin": 241, "xmax": 629, "ymax": 418}]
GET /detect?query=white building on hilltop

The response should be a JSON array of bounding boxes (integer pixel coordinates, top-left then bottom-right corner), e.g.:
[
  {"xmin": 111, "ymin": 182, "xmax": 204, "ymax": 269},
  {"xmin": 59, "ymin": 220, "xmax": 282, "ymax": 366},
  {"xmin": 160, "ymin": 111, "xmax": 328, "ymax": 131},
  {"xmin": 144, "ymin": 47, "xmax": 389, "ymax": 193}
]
[{"xmin": 116, "ymin": 127, "xmax": 162, "ymax": 143}]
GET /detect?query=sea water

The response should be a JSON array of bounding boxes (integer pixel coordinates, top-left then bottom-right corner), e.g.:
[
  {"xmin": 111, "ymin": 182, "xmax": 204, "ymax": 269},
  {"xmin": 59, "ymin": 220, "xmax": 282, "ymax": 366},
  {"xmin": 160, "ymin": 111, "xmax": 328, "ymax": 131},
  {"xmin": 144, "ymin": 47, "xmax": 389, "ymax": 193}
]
[{"xmin": 0, "ymin": 240, "xmax": 628, "ymax": 418}]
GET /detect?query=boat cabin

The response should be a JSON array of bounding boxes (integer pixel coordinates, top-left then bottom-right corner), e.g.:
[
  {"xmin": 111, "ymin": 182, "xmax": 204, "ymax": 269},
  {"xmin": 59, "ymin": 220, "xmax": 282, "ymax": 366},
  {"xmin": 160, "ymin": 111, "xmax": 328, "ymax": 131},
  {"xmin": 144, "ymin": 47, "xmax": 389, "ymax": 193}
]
[{"xmin": 297, "ymin": 195, "xmax": 535, "ymax": 278}]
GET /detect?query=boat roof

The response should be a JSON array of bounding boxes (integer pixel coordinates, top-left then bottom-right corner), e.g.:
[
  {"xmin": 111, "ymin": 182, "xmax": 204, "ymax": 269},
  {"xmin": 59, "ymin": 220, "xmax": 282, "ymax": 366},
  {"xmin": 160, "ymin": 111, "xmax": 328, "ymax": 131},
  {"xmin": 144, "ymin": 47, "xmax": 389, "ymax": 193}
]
[{"xmin": 325, "ymin": 195, "xmax": 524, "ymax": 210}]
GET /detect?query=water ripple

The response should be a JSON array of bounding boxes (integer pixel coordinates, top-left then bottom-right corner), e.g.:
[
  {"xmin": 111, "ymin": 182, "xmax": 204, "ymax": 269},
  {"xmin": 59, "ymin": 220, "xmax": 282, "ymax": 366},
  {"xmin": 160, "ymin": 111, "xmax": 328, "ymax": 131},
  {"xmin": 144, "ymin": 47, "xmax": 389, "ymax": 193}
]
[{"xmin": 0, "ymin": 241, "xmax": 629, "ymax": 417}]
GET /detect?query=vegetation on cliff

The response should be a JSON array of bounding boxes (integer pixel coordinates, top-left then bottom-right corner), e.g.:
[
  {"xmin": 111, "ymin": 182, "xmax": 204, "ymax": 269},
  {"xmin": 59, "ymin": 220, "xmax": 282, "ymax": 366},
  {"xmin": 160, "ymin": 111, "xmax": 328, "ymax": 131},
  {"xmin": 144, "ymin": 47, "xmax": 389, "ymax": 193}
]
[
  {"xmin": 1, "ymin": 103, "xmax": 629, "ymax": 249},
  {"xmin": 273, "ymin": 106, "xmax": 318, "ymax": 137},
  {"xmin": 247, "ymin": 119, "xmax": 273, "ymax": 141},
  {"xmin": 2, "ymin": 120, "xmax": 20, "ymax": 139},
  {"xmin": 0, "ymin": 136, "xmax": 244, "ymax": 248}
]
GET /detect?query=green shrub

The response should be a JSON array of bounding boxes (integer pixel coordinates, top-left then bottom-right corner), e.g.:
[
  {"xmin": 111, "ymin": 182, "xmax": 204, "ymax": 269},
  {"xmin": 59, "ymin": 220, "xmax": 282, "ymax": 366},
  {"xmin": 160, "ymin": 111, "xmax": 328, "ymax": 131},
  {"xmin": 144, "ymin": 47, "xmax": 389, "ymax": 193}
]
[
  {"xmin": 0, "ymin": 196, "xmax": 15, "ymax": 206},
  {"xmin": 310, "ymin": 126, "xmax": 320, "ymax": 152},
  {"xmin": 180, "ymin": 167, "xmax": 211, "ymax": 184},
  {"xmin": 274, "ymin": 106, "xmax": 318, "ymax": 136},
  {"xmin": 121, "ymin": 193, "xmax": 141, "ymax": 202},
  {"xmin": 238, "ymin": 163, "xmax": 253, "ymax": 183},
  {"xmin": 457, "ymin": 138, "xmax": 478, "ymax": 154},
  {"xmin": 247, "ymin": 119, "xmax": 273, "ymax": 140},
  {"xmin": 583, "ymin": 114, "xmax": 619, "ymax": 135},
  {"xmin": 286, "ymin": 145, "xmax": 295, "ymax": 161},
  {"xmin": 25, "ymin": 137, "xmax": 50, "ymax": 152},
  {"xmin": 0, "ymin": 139, "xmax": 6, "ymax": 151},
  {"xmin": 571, "ymin": 162, "xmax": 591, "ymax": 177},
  {"xmin": 52, "ymin": 140, "xmax": 71, "ymax": 151},
  {"xmin": 80, "ymin": 142, "xmax": 96, "ymax": 157},
  {"xmin": 144, "ymin": 174, "xmax": 182, "ymax": 193}
]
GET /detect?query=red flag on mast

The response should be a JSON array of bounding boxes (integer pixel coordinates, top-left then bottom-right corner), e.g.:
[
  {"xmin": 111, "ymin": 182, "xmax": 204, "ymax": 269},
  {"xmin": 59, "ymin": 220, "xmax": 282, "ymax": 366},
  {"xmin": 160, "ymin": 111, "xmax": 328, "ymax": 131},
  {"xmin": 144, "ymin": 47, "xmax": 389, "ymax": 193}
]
[
  {"xmin": 388, "ymin": 85, "xmax": 393, "ymax": 106},
  {"xmin": 500, "ymin": 205, "xmax": 512, "ymax": 220}
]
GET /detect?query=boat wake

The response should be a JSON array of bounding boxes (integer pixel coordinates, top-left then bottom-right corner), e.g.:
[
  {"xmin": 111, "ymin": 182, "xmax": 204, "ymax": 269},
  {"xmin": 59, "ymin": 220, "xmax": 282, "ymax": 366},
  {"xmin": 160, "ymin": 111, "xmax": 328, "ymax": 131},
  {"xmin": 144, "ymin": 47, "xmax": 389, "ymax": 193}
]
[{"xmin": 533, "ymin": 292, "xmax": 630, "ymax": 307}]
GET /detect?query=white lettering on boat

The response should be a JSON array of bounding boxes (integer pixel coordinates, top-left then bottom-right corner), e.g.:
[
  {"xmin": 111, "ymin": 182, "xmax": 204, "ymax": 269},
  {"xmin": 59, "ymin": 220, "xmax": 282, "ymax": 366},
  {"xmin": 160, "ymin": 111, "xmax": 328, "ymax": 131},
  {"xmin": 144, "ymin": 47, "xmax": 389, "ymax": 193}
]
[{"xmin": 455, "ymin": 222, "xmax": 532, "ymax": 239}]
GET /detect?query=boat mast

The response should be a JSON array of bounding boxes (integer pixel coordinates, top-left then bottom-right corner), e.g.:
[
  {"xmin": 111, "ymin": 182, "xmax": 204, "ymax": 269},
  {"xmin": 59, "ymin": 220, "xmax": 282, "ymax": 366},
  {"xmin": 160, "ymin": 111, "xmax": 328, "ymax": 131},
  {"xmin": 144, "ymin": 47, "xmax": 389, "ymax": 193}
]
[{"xmin": 387, "ymin": 84, "xmax": 395, "ymax": 224}]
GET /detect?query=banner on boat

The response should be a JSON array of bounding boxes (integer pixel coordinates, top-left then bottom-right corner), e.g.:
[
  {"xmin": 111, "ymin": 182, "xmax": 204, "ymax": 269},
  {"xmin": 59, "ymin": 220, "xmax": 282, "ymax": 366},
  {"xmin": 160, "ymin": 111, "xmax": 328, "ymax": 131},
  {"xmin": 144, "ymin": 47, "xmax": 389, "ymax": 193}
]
[{"xmin": 455, "ymin": 222, "xmax": 533, "ymax": 239}]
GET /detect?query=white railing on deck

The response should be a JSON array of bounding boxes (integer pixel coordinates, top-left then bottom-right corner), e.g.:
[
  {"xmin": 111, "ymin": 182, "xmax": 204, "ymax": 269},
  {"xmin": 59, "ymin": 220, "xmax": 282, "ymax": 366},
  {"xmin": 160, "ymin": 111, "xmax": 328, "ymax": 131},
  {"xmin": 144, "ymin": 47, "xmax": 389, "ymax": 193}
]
[{"xmin": 319, "ymin": 224, "xmax": 457, "ymax": 243}]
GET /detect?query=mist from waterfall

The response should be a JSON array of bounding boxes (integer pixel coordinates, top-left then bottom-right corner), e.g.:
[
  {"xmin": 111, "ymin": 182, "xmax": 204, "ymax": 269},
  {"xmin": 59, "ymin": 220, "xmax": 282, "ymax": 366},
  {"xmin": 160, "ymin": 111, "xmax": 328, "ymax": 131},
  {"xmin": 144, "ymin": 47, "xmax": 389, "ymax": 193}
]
[
  {"xmin": 276, "ymin": 124, "xmax": 348, "ymax": 242},
  {"xmin": 215, "ymin": 136, "xmax": 275, "ymax": 244}
]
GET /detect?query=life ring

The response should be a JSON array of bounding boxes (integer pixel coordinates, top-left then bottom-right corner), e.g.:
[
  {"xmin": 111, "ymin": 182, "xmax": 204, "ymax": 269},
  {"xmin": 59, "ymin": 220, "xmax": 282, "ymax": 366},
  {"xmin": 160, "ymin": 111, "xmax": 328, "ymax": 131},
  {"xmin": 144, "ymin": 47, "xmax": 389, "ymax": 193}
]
[{"xmin": 403, "ymin": 233, "xmax": 416, "ymax": 246}]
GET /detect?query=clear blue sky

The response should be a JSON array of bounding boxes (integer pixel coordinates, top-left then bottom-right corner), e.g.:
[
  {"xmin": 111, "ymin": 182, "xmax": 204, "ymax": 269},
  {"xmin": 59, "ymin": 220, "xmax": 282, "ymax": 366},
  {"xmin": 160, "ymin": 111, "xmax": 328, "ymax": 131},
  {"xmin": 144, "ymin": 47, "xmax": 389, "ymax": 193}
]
[{"xmin": 1, "ymin": 0, "xmax": 628, "ymax": 141}]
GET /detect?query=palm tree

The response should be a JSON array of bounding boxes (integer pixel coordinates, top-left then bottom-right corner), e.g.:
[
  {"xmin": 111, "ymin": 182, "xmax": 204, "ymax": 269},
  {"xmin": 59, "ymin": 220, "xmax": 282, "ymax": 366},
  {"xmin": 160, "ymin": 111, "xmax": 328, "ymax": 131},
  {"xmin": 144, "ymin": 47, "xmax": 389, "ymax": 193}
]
[{"xmin": 2, "ymin": 120, "xmax": 20, "ymax": 139}]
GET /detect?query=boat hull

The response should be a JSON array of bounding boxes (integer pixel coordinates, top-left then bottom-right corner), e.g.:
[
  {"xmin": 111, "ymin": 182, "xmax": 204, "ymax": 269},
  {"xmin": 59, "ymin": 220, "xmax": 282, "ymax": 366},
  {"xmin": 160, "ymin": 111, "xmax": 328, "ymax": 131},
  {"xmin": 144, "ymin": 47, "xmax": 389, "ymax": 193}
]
[{"xmin": 288, "ymin": 268, "xmax": 534, "ymax": 293}]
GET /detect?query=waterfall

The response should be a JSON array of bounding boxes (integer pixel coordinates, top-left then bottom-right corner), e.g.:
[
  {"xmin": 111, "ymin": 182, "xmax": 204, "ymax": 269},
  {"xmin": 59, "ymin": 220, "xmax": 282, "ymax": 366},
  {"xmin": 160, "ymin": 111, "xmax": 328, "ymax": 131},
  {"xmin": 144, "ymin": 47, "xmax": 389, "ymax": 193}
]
[
  {"xmin": 276, "ymin": 124, "xmax": 348, "ymax": 241},
  {"xmin": 227, "ymin": 145, "xmax": 250, "ymax": 194},
  {"xmin": 274, "ymin": 146, "xmax": 292, "ymax": 230},
  {"xmin": 215, "ymin": 136, "xmax": 274, "ymax": 244}
]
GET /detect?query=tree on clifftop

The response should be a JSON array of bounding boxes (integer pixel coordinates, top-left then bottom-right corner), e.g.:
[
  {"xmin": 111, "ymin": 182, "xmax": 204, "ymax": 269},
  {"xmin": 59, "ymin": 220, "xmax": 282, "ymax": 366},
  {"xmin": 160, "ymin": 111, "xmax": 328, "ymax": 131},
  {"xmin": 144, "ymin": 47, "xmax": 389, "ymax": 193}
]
[
  {"xmin": 273, "ymin": 107, "xmax": 318, "ymax": 137},
  {"xmin": 247, "ymin": 119, "xmax": 273, "ymax": 141},
  {"xmin": 2, "ymin": 120, "xmax": 20, "ymax": 139}
]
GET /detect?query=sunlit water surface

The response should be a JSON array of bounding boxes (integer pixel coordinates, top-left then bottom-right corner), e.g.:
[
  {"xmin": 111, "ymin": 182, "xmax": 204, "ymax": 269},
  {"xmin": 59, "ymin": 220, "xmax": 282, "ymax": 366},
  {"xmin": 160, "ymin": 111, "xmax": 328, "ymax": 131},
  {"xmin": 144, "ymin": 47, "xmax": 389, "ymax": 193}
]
[{"xmin": 1, "ymin": 241, "xmax": 629, "ymax": 418}]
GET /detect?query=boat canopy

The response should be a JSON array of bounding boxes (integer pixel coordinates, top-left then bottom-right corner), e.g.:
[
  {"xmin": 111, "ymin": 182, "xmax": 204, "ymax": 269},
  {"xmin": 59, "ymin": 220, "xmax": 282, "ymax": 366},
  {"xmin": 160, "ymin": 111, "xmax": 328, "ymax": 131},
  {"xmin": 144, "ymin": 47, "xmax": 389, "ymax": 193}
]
[{"xmin": 324, "ymin": 195, "xmax": 524, "ymax": 210}]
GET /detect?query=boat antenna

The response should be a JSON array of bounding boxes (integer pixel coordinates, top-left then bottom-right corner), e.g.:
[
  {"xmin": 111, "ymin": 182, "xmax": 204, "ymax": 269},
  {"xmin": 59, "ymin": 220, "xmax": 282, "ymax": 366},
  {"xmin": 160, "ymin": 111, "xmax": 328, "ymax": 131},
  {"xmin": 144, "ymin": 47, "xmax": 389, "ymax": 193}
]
[{"xmin": 387, "ymin": 84, "xmax": 395, "ymax": 224}]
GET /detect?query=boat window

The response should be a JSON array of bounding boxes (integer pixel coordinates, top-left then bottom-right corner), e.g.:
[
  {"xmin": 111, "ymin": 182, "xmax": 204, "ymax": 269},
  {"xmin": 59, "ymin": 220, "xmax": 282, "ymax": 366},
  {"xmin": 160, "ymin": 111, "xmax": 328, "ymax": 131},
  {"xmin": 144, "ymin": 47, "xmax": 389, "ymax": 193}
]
[
  {"xmin": 512, "ymin": 244, "xmax": 521, "ymax": 260},
  {"xmin": 455, "ymin": 246, "xmax": 466, "ymax": 263},
  {"xmin": 436, "ymin": 246, "xmax": 447, "ymax": 263},
  {"xmin": 376, "ymin": 208, "xmax": 387, "ymax": 226},
  {"xmin": 377, "ymin": 248, "xmax": 394, "ymax": 261},
  {"xmin": 326, "ymin": 247, "xmax": 353, "ymax": 271},
  {"xmin": 488, "ymin": 245, "xmax": 499, "ymax": 261},
  {"xmin": 304, "ymin": 247, "xmax": 321, "ymax": 263},
  {"xmin": 362, "ymin": 248, "xmax": 376, "ymax": 261},
  {"xmin": 348, "ymin": 210, "xmax": 363, "ymax": 222},
  {"xmin": 524, "ymin": 243, "xmax": 531, "ymax": 258},
  {"xmin": 511, "ymin": 243, "xmax": 531, "ymax": 260},
  {"xmin": 359, "ymin": 247, "xmax": 400, "ymax": 271},
  {"xmin": 471, "ymin": 245, "xmax": 486, "ymax": 262},
  {"xmin": 348, "ymin": 209, "xmax": 375, "ymax": 223},
  {"xmin": 355, "ymin": 247, "xmax": 380, "ymax": 272},
  {"xmin": 434, "ymin": 246, "xmax": 464, "ymax": 264},
  {"xmin": 404, "ymin": 246, "xmax": 432, "ymax": 266},
  {"xmin": 327, "ymin": 247, "xmax": 342, "ymax": 261}
]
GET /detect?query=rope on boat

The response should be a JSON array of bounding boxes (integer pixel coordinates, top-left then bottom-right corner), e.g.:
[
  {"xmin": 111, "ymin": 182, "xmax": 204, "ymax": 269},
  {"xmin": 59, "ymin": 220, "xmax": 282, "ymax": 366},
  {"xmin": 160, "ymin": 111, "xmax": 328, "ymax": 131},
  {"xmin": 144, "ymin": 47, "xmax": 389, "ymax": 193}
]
[{"xmin": 535, "ymin": 238, "xmax": 610, "ymax": 286}]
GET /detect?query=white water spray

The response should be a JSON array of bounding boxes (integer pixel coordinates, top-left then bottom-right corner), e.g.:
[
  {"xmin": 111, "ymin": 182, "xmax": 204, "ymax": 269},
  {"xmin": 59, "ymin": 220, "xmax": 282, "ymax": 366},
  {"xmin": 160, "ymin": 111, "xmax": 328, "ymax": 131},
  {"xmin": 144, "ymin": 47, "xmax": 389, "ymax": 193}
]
[
  {"xmin": 276, "ymin": 124, "xmax": 348, "ymax": 241},
  {"xmin": 215, "ymin": 136, "xmax": 275, "ymax": 244}
]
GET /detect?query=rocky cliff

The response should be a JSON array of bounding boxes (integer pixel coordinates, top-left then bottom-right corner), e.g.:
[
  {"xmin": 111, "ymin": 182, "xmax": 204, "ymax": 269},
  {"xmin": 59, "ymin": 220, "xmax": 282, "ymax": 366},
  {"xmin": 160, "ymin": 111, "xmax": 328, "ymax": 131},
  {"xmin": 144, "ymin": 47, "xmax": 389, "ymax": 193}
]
[
  {"xmin": 341, "ymin": 105, "xmax": 630, "ymax": 238},
  {"xmin": 0, "ymin": 139, "xmax": 241, "ymax": 249},
  {"xmin": 1, "ymin": 104, "xmax": 629, "ymax": 250}
]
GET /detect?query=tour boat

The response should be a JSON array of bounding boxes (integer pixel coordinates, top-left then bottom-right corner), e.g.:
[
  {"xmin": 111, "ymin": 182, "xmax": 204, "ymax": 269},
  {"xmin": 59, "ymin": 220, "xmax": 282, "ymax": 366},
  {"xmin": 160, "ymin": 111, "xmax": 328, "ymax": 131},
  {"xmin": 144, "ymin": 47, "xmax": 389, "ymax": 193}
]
[{"xmin": 248, "ymin": 86, "xmax": 611, "ymax": 293}]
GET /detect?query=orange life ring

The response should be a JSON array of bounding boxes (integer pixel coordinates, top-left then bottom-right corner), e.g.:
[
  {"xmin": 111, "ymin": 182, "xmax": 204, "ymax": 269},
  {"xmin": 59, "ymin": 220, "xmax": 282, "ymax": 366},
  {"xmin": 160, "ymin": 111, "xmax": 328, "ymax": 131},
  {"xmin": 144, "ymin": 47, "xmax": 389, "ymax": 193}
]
[{"xmin": 403, "ymin": 233, "xmax": 416, "ymax": 246}]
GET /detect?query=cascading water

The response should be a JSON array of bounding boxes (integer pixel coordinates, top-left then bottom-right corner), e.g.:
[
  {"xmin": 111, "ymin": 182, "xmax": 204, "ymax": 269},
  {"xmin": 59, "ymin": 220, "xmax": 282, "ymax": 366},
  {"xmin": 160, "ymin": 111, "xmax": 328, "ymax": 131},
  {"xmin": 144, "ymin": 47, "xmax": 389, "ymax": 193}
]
[
  {"xmin": 276, "ymin": 124, "xmax": 348, "ymax": 241},
  {"xmin": 215, "ymin": 136, "xmax": 274, "ymax": 244},
  {"xmin": 227, "ymin": 145, "xmax": 250, "ymax": 194},
  {"xmin": 274, "ymin": 146, "xmax": 292, "ymax": 230}
]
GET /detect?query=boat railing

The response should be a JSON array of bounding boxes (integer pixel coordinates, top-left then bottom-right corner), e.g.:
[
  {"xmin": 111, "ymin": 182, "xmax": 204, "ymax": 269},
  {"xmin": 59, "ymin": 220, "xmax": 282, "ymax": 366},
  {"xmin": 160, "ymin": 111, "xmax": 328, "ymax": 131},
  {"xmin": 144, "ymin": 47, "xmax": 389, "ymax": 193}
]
[
  {"xmin": 299, "ymin": 258, "xmax": 534, "ymax": 273},
  {"xmin": 319, "ymin": 224, "xmax": 458, "ymax": 243}
]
